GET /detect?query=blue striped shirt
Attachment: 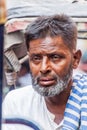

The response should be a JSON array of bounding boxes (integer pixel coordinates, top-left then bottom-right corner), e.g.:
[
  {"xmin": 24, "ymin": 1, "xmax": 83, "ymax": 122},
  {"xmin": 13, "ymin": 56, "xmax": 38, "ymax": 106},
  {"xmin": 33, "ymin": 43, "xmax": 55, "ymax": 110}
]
[{"xmin": 62, "ymin": 73, "xmax": 87, "ymax": 130}]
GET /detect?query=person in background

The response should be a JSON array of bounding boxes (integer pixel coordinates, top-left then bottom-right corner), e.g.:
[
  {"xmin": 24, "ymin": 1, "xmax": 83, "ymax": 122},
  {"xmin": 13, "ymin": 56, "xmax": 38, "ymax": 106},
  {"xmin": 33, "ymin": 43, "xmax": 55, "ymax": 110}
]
[{"xmin": 2, "ymin": 14, "xmax": 87, "ymax": 130}]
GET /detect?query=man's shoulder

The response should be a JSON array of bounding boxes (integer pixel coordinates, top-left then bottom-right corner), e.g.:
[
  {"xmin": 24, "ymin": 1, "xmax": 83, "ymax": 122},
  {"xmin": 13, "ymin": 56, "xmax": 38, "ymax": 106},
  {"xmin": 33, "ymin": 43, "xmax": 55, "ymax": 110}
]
[
  {"xmin": 3, "ymin": 85, "xmax": 36, "ymax": 102},
  {"xmin": 2, "ymin": 85, "xmax": 43, "ymax": 120},
  {"xmin": 73, "ymin": 72, "xmax": 87, "ymax": 90},
  {"xmin": 8, "ymin": 85, "xmax": 33, "ymax": 95},
  {"xmin": 73, "ymin": 71, "xmax": 87, "ymax": 80}
]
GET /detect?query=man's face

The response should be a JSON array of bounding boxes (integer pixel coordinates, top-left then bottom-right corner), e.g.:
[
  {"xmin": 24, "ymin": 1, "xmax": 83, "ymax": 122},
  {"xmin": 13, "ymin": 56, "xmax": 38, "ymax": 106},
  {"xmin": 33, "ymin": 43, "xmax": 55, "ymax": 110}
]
[{"xmin": 28, "ymin": 36, "xmax": 73, "ymax": 97}]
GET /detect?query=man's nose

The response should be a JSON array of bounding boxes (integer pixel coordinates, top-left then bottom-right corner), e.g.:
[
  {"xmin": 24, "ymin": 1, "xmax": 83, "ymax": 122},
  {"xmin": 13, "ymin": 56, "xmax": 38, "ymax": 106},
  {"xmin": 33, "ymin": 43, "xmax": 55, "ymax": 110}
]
[{"xmin": 40, "ymin": 56, "xmax": 51, "ymax": 74}]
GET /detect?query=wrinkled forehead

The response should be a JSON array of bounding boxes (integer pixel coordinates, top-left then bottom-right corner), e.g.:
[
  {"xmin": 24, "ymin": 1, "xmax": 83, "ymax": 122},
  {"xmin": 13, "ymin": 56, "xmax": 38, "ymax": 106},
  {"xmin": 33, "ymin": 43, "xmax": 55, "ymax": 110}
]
[{"xmin": 29, "ymin": 36, "xmax": 72, "ymax": 53}]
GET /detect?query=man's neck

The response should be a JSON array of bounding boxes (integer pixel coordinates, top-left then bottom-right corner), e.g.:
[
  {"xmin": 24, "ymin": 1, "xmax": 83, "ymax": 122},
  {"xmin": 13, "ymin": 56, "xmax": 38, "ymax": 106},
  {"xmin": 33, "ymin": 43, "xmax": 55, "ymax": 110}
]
[
  {"xmin": 45, "ymin": 79, "xmax": 72, "ymax": 105},
  {"xmin": 44, "ymin": 79, "xmax": 72, "ymax": 124}
]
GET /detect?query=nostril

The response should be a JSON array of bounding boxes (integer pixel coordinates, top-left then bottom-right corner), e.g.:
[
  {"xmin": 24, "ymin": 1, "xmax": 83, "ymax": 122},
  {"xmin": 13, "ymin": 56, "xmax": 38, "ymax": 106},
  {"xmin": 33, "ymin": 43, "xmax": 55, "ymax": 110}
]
[{"xmin": 40, "ymin": 69, "xmax": 51, "ymax": 75}]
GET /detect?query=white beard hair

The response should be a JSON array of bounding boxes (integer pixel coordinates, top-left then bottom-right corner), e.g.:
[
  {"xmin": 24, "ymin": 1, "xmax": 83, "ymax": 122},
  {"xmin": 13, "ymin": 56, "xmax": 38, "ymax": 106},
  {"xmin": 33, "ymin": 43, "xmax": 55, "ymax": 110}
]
[{"xmin": 31, "ymin": 67, "xmax": 72, "ymax": 97}]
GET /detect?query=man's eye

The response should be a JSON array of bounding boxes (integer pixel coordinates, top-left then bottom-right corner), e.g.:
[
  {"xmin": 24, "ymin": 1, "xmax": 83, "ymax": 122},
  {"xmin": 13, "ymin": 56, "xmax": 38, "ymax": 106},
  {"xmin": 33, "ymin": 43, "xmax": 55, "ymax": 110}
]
[
  {"xmin": 34, "ymin": 56, "xmax": 41, "ymax": 60},
  {"xmin": 51, "ymin": 54, "xmax": 61, "ymax": 60},
  {"xmin": 31, "ymin": 55, "xmax": 42, "ymax": 63}
]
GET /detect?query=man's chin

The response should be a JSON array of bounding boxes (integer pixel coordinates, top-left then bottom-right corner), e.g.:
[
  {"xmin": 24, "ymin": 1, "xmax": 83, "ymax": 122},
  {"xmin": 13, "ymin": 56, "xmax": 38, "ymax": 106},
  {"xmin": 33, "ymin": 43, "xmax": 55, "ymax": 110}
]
[{"xmin": 32, "ymin": 84, "xmax": 64, "ymax": 97}]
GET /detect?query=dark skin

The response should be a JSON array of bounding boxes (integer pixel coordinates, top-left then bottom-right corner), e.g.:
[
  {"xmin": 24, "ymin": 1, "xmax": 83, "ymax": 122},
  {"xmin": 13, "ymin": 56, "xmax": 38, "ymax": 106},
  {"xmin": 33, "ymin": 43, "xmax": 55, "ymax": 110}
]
[
  {"xmin": 28, "ymin": 36, "xmax": 81, "ymax": 124},
  {"xmin": 45, "ymin": 79, "xmax": 72, "ymax": 124}
]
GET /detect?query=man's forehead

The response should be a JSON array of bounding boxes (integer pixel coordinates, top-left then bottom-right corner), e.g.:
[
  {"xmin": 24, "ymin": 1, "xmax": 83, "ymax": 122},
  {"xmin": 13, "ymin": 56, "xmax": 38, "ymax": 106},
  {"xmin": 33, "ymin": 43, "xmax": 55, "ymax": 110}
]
[
  {"xmin": 29, "ymin": 36, "xmax": 66, "ymax": 48},
  {"xmin": 29, "ymin": 36, "xmax": 72, "ymax": 55}
]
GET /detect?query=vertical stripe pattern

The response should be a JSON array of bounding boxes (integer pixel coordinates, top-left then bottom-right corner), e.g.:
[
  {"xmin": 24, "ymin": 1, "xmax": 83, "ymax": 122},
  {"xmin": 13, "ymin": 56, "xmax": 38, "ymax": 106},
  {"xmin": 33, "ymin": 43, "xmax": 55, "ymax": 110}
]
[{"xmin": 62, "ymin": 73, "xmax": 87, "ymax": 130}]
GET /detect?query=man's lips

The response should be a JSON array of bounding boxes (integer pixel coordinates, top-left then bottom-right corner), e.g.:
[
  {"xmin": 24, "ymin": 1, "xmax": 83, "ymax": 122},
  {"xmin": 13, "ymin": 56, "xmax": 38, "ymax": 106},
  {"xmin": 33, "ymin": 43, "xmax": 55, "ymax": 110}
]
[{"xmin": 39, "ymin": 77, "xmax": 56, "ymax": 87}]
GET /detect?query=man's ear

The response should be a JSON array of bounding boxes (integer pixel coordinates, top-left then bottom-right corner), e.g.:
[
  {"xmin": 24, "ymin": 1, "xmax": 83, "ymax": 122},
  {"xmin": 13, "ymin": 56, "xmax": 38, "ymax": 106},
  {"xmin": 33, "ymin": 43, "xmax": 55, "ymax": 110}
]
[{"xmin": 72, "ymin": 50, "xmax": 82, "ymax": 69}]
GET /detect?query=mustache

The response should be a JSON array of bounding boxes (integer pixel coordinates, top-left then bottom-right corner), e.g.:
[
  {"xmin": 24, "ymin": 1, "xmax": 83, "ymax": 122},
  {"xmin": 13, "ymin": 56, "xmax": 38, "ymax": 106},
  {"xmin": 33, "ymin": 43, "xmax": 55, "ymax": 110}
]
[
  {"xmin": 30, "ymin": 64, "xmax": 73, "ymax": 86},
  {"xmin": 31, "ymin": 74, "xmax": 57, "ymax": 84}
]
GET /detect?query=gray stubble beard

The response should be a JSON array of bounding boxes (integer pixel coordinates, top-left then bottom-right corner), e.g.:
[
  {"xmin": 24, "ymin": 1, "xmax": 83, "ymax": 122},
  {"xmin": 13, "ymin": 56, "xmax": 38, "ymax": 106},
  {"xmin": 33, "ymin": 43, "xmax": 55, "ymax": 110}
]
[{"xmin": 31, "ymin": 66, "xmax": 73, "ymax": 97}]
